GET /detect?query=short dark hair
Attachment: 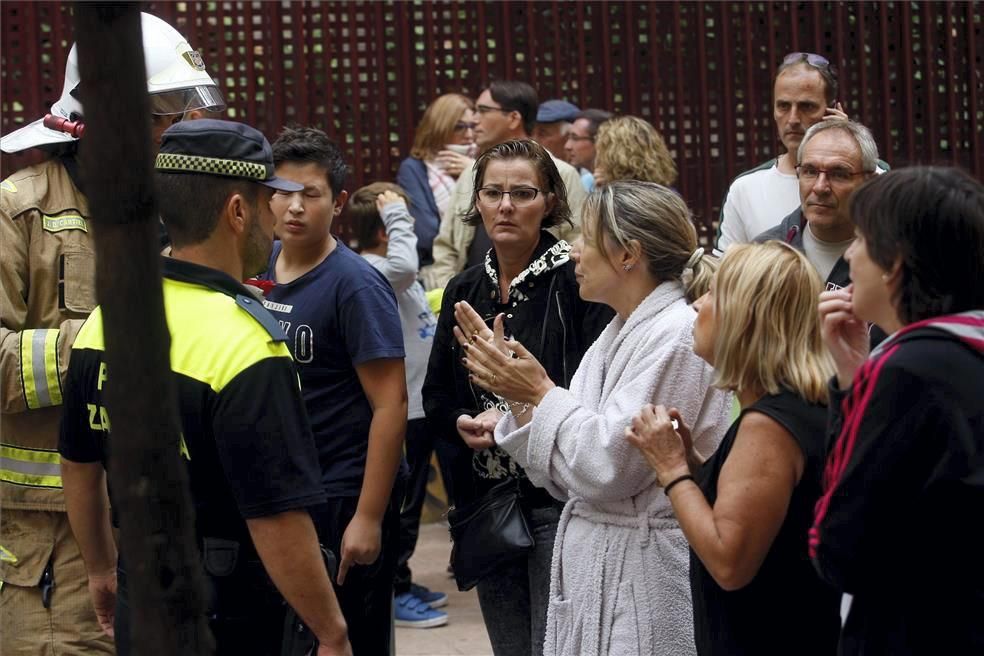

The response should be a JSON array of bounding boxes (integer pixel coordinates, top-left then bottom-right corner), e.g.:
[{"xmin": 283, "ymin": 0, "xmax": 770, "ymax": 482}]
[
  {"xmin": 850, "ymin": 166, "xmax": 984, "ymax": 324},
  {"xmin": 488, "ymin": 80, "xmax": 539, "ymax": 135},
  {"xmin": 271, "ymin": 125, "xmax": 349, "ymax": 195},
  {"xmin": 462, "ymin": 139, "xmax": 572, "ymax": 230},
  {"xmin": 574, "ymin": 108, "xmax": 613, "ymax": 138},
  {"xmin": 155, "ymin": 171, "xmax": 260, "ymax": 248},
  {"xmin": 774, "ymin": 56, "xmax": 839, "ymax": 106},
  {"xmin": 348, "ymin": 181, "xmax": 409, "ymax": 251}
]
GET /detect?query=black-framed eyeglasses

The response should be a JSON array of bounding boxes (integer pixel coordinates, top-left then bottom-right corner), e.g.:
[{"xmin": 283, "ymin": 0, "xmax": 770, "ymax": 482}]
[
  {"xmin": 454, "ymin": 121, "xmax": 477, "ymax": 131},
  {"xmin": 796, "ymin": 164, "xmax": 871, "ymax": 184},
  {"xmin": 565, "ymin": 133, "xmax": 594, "ymax": 143},
  {"xmin": 475, "ymin": 104, "xmax": 514, "ymax": 116},
  {"xmin": 783, "ymin": 52, "xmax": 830, "ymax": 69},
  {"xmin": 477, "ymin": 187, "xmax": 543, "ymax": 206}
]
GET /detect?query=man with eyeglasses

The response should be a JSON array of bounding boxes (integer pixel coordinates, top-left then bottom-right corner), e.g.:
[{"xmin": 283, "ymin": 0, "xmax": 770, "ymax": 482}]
[
  {"xmin": 564, "ymin": 109, "xmax": 613, "ymax": 192},
  {"xmin": 0, "ymin": 13, "xmax": 224, "ymax": 655},
  {"xmin": 717, "ymin": 52, "xmax": 886, "ymax": 252},
  {"xmin": 425, "ymin": 81, "xmax": 587, "ymax": 290},
  {"xmin": 532, "ymin": 99, "xmax": 580, "ymax": 160},
  {"xmin": 754, "ymin": 119, "xmax": 879, "ymax": 292}
]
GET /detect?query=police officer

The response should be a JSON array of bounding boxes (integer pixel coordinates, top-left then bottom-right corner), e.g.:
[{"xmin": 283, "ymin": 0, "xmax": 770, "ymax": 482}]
[
  {"xmin": 0, "ymin": 13, "xmax": 224, "ymax": 654},
  {"xmin": 59, "ymin": 119, "xmax": 352, "ymax": 656}
]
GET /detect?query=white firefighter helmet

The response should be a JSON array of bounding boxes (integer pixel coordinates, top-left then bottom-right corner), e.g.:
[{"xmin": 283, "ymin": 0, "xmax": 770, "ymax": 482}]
[{"xmin": 1, "ymin": 12, "xmax": 225, "ymax": 153}]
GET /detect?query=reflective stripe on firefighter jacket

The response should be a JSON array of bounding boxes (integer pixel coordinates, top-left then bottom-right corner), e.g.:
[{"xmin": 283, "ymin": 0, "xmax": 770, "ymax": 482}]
[{"xmin": 1, "ymin": 158, "xmax": 94, "ymax": 511}]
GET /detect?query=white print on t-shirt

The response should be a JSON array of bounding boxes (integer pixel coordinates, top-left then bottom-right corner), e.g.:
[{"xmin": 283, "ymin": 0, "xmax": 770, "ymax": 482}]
[
  {"xmin": 277, "ymin": 320, "xmax": 314, "ymax": 364},
  {"xmin": 294, "ymin": 324, "xmax": 314, "ymax": 363},
  {"xmin": 263, "ymin": 300, "xmax": 293, "ymax": 313}
]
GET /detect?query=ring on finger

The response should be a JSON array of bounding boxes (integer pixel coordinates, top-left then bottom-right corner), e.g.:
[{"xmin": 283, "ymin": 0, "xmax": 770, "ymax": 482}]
[{"xmin": 491, "ymin": 373, "xmax": 497, "ymax": 385}]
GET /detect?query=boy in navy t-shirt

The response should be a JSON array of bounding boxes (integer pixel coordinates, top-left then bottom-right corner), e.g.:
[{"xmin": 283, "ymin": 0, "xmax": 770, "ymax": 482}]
[{"xmin": 260, "ymin": 126, "xmax": 407, "ymax": 654}]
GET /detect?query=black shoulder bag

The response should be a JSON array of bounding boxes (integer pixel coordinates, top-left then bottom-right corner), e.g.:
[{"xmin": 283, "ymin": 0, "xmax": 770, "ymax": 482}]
[{"xmin": 446, "ymin": 477, "xmax": 535, "ymax": 591}]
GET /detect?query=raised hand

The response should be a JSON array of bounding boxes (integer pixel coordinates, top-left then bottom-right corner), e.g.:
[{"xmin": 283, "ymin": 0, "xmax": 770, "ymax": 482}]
[
  {"xmin": 452, "ymin": 301, "xmax": 498, "ymax": 352},
  {"xmin": 458, "ymin": 313, "xmax": 555, "ymax": 405},
  {"xmin": 818, "ymin": 284, "xmax": 869, "ymax": 388},
  {"xmin": 822, "ymin": 100, "xmax": 849, "ymax": 121},
  {"xmin": 625, "ymin": 404, "xmax": 691, "ymax": 485},
  {"xmin": 375, "ymin": 190, "xmax": 408, "ymax": 214},
  {"xmin": 435, "ymin": 150, "xmax": 474, "ymax": 178}
]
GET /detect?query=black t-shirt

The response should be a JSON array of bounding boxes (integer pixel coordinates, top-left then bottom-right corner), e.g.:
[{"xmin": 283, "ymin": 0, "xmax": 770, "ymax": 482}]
[
  {"xmin": 58, "ymin": 258, "xmax": 326, "ymax": 546},
  {"xmin": 691, "ymin": 389, "xmax": 840, "ymax": 656}
]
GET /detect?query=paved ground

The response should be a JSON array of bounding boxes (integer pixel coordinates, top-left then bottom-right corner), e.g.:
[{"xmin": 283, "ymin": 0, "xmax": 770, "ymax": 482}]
[{"xmin": 395, "ymin": 522, "xmax": 492, "ymax": 655}]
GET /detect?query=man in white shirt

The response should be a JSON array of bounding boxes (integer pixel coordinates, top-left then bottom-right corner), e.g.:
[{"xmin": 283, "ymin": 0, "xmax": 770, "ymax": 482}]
[
  {"xmin": 423, "ymin": 80, "xmax": 586, "ymax": 290},
  {"xmin": 717, "ymin": 52, "xmax": 850, "ymax": 251}
]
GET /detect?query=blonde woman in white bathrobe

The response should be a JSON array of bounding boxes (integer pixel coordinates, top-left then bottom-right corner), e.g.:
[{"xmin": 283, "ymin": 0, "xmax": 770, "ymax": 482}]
[{"xmin": 454, "ymin": 180, "xmax": 734, "ymax": 656}]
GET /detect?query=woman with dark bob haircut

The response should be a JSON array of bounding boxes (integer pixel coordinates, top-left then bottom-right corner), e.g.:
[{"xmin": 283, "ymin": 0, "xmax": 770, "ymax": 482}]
[
  {"xmin": 811, "ymin": 166, "xmax": 984, "ymax": 655},
  {"xmin": 422, "ymin": 140, "xmax": 612, "ymax": 655}
]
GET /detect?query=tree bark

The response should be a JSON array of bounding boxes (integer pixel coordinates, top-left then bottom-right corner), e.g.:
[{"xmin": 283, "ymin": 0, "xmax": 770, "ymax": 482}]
[{"xmin": 73, "ymin": 4, "xmax": 212, "ymax": 654}]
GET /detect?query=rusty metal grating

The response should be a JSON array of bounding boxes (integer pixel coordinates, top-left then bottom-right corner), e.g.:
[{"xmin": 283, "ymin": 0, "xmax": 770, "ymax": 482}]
[{"xmin": 2, "ymin": 1, "xmax": 981, "ymax": 241}]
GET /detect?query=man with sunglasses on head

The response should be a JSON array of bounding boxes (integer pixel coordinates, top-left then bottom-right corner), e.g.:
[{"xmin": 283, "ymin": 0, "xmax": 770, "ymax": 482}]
[
  {"xmin": 717, "ymin": 52, "xmax": 887, "ymax": 252},
  {"xmin": 0, "ymin": 13, "xmax": 224, "ymax": 655},
  {"xmin": 425, "ymin": 81, "xmax": 587, "ymax": 291}
]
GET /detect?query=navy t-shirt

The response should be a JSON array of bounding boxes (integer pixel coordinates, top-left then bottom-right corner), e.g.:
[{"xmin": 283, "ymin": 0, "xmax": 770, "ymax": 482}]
[{"xmin": 261, "ymin": 241, "xmax": 405, "ymax": 497}]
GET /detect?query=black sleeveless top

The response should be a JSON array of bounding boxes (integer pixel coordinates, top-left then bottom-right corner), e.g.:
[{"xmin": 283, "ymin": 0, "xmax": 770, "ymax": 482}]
[{"xmin": 690, "ymin": 389, "xmax": 841, "ymax": 656}]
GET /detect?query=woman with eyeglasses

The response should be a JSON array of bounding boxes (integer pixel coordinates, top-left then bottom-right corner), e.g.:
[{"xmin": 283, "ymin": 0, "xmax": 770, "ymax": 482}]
[
  {"xmin": 396, "ymin": 93, "xmax": 476, "ymax": 266},
  {"xmin": 453, "ymin": 180, "xmax": 732, "ymax": 655},
  {"xmin": 422, "ymin": 139, "xmax": 612, "ymax": 656},
  {"xmin": 625, "ymin": 241, "xmax": 841, "ymax": 655}
]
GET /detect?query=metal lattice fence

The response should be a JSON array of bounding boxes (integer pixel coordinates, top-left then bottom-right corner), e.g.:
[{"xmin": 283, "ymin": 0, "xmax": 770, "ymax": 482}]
[{"xmin": 2, "ymin": 1, "xmax": 982, "ymax": 240}]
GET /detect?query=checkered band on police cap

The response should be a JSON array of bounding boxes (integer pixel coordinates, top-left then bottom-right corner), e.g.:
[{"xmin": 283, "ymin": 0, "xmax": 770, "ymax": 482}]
[{"xmin": 155, "ymin": 152, "xmax": 268, "ymax": 180}]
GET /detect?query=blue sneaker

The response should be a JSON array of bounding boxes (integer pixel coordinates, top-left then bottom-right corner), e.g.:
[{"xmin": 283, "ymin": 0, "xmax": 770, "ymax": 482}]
[
  {"xmin": 410, "ymin": 582, "xmax": 448, "ymax": 609},
  {"xmin": 394, "ymin": 592, "xmax": 448, "ymax": 628}
]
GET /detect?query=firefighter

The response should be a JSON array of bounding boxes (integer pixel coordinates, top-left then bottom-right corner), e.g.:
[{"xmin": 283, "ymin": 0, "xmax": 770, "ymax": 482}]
[{"xmin": 0, "ymin": 13, "xmax": 225, "ymax": 654}]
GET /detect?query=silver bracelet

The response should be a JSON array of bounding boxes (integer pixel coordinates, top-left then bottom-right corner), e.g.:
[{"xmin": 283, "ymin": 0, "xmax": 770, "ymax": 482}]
[{"xmin": 510, "ymin": 402, "xmax": 532, "ymax": 419}]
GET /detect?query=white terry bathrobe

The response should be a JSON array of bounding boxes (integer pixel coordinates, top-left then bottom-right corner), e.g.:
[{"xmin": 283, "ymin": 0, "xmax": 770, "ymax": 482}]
[{"xmin": 496, "ymin": 282, "xmax": 733, "ymax": 656}]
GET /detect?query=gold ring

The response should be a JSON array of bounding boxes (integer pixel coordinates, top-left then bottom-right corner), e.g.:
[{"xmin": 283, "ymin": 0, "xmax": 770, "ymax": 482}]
[{"xmin": 491, "ymin": 373, "xmax": 497, "ymax": 385}]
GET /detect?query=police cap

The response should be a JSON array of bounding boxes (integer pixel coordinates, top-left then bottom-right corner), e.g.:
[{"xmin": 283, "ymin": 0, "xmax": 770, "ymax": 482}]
[{"xmin": 156, "ymin": 119, "xmax": 302, "ymax": 192}]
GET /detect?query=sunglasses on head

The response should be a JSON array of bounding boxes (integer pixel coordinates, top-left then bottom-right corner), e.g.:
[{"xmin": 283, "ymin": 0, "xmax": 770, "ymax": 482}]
[{"xmin": 783, "ymin": 52, "xmax": 830, "ymax": 68}]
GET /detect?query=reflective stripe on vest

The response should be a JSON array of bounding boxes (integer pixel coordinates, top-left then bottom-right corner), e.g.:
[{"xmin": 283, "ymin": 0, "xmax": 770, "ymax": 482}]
[
  {"xmin": 20, "ymin": 329, "xmax": 63, "ymax": 410},
  {"xmin": 0, "ymin": 444, "xmax": 62, "ymax": 488}
]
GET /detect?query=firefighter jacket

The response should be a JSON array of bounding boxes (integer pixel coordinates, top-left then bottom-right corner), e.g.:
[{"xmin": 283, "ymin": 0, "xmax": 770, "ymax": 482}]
[{"xmin": 1, "ymin": 157, "xmax": 96, "ymax": 512}]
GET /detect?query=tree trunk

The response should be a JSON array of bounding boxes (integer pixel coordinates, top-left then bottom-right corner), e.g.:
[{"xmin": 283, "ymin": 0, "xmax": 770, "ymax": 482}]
[{"xmin": 73, "ymin": 4, "xmax": 212, "ymax": 654}]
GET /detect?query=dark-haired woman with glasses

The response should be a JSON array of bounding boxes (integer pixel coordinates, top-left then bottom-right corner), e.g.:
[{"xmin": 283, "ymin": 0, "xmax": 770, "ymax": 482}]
[{"xmin": 422, "ymin": 139, "xmax": 611, "ymax": 655}]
